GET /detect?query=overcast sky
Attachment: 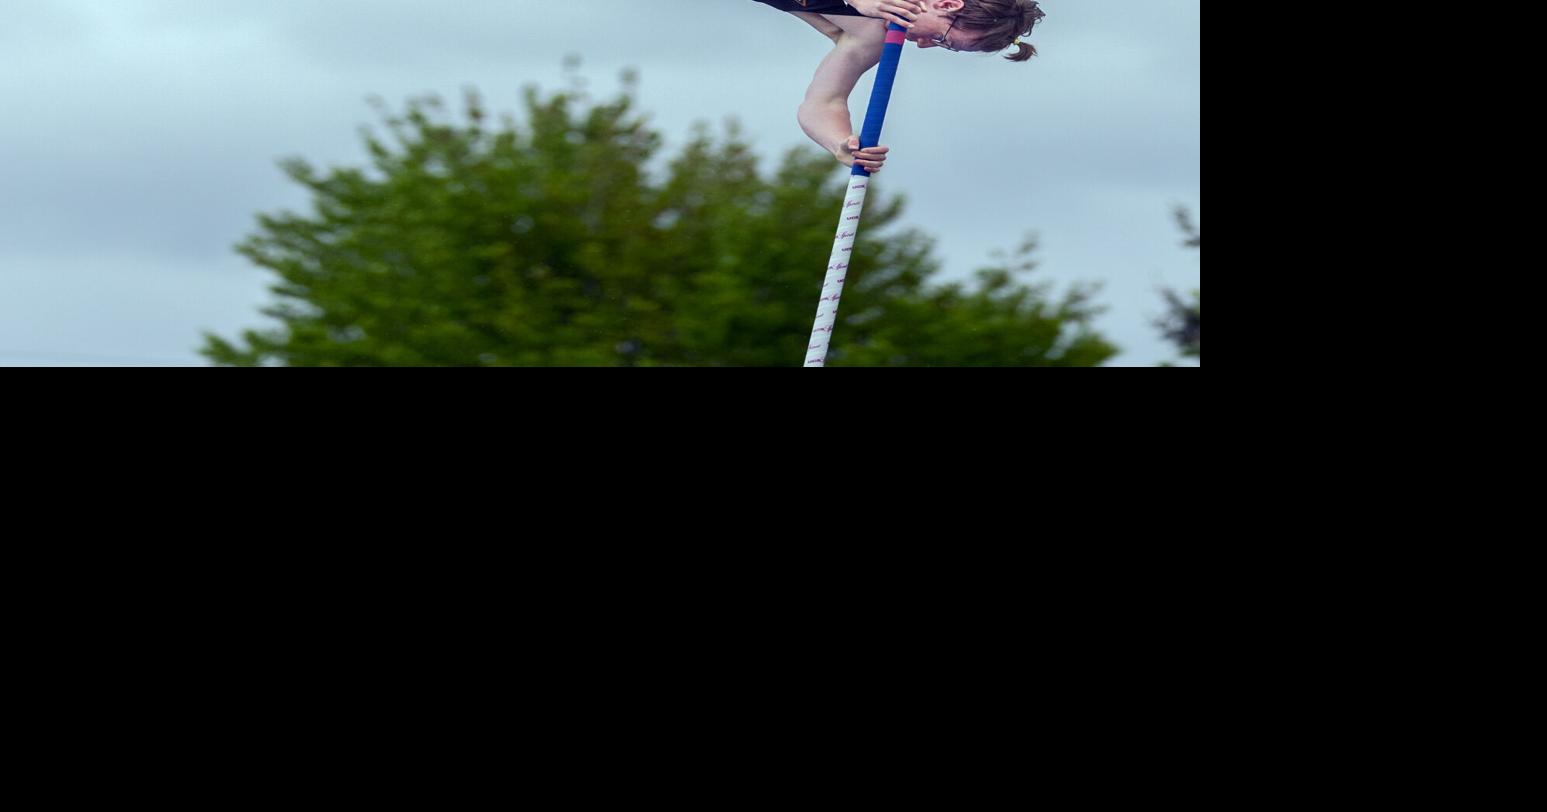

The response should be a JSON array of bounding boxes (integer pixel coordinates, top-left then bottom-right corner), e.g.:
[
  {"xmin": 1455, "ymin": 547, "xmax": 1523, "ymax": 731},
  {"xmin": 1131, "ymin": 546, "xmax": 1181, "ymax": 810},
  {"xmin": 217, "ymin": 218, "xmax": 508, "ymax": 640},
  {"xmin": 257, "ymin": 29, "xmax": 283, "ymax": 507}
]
[{"xmin": 0, "ymin": 1, "xmax": 1201, "ymax": 366}]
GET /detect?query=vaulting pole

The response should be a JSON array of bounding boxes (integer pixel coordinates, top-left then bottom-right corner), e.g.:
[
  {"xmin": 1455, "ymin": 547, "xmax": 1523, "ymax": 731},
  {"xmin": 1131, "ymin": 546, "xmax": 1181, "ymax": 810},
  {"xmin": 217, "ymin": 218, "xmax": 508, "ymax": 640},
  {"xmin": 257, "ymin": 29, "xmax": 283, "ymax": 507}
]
[{"xmin": 804, "ymin": 22, "xmax": 908, "ymax": 368}]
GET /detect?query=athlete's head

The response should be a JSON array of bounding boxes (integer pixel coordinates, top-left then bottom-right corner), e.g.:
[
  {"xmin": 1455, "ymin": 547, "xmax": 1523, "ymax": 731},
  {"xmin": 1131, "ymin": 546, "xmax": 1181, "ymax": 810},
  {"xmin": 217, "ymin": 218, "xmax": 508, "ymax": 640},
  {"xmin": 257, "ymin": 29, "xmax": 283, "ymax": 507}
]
[{"xmin": 904, "ymin": 0, "xmax": 1046, "ymax": 62}]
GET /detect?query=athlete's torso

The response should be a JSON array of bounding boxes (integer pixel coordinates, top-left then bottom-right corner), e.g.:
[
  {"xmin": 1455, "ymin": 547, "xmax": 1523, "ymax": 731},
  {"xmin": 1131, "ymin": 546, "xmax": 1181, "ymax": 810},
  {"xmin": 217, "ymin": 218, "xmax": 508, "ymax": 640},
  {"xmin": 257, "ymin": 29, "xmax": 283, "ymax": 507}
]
[{"xmin": 752, "ymin": 0, "xmax": 865, "ymax": 17}]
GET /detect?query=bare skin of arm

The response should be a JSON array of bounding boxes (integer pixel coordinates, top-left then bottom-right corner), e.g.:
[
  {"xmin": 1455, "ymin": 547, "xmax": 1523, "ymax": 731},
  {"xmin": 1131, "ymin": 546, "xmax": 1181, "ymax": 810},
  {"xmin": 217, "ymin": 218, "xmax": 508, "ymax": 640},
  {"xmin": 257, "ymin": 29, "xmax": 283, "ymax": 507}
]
[
  {"xmin": 793, "ymin": 13, "xmax": 892, "ymax": 173},
  {"xmin": 791, "ymin": 11, "xmax": 845, "ymax": 43}
]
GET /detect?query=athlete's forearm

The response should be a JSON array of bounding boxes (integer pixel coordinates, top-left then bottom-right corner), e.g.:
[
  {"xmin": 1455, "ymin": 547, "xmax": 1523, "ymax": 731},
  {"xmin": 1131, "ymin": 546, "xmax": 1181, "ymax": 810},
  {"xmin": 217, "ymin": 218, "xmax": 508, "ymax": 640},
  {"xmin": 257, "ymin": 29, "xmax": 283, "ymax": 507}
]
[{"xmin": 798, "ymin": 99, "xmax": 853, "ymax": 158}]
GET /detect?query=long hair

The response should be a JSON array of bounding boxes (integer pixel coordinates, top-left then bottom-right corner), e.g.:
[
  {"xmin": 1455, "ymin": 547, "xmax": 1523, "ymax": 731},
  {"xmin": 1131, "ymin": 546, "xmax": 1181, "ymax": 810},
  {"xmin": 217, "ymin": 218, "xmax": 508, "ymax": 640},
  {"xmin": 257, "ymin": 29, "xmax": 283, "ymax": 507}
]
[{"xmin": 957, "ymin": 0, "xmax": 1047, "ymax": 62}]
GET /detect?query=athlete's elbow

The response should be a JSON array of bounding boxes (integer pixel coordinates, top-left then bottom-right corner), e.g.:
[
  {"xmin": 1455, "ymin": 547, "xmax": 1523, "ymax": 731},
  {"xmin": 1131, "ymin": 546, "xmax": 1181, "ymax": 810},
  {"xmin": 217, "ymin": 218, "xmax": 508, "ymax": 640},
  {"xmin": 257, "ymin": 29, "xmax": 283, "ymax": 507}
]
[{"xmin": 798, "ymin": 98, "xmax": 847, "ymax": 118}]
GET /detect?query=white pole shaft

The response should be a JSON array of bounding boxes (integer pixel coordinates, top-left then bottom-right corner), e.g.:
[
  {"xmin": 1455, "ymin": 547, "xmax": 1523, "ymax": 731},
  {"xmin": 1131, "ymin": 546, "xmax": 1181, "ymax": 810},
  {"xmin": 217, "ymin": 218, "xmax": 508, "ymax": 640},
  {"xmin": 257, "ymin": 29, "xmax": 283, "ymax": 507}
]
[{"xmin": 804, "ymin": 176, "xmax": 869, "ymax": 367}]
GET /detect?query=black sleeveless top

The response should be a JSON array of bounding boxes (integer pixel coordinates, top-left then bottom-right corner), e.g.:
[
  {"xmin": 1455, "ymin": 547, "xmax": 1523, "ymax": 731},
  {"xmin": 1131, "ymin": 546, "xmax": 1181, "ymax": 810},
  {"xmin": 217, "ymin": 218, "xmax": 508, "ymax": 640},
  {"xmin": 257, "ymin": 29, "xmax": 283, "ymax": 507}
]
[{"xmin": 752, "ymin": 0, "xmax": 865, "ymax": 16}]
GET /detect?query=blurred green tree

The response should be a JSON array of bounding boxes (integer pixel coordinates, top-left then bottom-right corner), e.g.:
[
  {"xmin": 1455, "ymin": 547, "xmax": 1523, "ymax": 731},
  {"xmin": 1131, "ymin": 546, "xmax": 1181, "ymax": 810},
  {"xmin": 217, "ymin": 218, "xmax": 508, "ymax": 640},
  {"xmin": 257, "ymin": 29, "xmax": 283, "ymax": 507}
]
[
  {"xmin": 1157, "ymin": 207, "xmax": 1200, "ymax": 361},
  {"xmin": 204, "ymin": 75, "xmax": 1115, "ymax": 367}
]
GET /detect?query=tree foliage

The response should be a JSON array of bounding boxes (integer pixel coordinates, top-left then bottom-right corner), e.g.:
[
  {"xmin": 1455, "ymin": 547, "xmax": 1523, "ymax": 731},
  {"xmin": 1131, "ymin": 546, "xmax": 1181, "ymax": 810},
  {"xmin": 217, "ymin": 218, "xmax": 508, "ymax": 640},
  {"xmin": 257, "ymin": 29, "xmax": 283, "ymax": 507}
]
[
  {"xmin": 1157, "ymin": 207, "xmax": 1201, "ymax": 360},
  {"xmin": 204, "ymin": 76, "xmax": 1115, "ymax": 367}
]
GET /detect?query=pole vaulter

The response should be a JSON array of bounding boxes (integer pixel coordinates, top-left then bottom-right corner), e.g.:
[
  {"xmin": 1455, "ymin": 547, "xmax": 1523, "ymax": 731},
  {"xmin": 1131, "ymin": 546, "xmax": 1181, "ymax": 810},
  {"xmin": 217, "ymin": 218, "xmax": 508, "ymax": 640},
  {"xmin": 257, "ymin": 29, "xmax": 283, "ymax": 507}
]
[{"xmin": 751, "ymin": 1, "xmax": 1047, "ymax": 366}]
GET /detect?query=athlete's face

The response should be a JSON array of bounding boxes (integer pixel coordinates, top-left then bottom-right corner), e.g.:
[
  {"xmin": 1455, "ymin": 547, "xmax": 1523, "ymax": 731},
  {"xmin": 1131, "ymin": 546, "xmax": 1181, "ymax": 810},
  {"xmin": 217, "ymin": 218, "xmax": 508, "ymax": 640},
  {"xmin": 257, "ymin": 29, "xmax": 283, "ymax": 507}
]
[{"xmin": 905, "ymin": 1, "xmax": 978, "ymax": 52}]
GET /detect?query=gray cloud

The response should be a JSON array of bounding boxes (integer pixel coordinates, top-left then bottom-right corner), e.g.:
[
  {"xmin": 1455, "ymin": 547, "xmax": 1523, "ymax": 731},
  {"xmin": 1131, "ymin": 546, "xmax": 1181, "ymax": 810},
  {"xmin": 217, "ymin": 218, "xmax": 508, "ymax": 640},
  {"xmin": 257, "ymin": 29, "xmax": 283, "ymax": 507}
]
[{"xmin": 1, "ymin": 1, "xmax": 1200, "ymax": 366}]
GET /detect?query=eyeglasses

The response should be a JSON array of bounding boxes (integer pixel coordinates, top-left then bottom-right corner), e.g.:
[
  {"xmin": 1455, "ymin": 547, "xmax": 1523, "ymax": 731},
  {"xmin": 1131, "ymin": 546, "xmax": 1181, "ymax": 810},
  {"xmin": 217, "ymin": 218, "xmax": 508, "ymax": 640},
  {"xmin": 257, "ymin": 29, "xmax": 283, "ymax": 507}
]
[{"xmin": 932, "ymin": 17, "xmax": 961, "ymax": 52}]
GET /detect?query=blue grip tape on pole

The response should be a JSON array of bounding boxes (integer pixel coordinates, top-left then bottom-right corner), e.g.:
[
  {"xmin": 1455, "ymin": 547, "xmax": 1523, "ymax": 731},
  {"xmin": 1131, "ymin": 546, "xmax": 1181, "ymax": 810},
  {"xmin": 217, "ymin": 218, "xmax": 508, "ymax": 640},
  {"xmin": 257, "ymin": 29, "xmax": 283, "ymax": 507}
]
[{"xmin": 854, "ymin": 23, "xmax": 908, "ymax": 177}]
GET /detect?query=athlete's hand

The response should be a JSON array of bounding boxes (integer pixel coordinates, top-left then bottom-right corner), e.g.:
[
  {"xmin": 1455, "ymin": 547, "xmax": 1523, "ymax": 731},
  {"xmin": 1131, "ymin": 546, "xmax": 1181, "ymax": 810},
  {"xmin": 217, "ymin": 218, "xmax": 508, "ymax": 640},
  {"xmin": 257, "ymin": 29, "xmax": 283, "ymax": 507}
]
[
  {"xmin": 837, "ymin": 135, "xmax": 890, "ymax": 173},
  {"xmin": 845, "ymin": 0, "xmax": 925, "ymax": 28}
]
